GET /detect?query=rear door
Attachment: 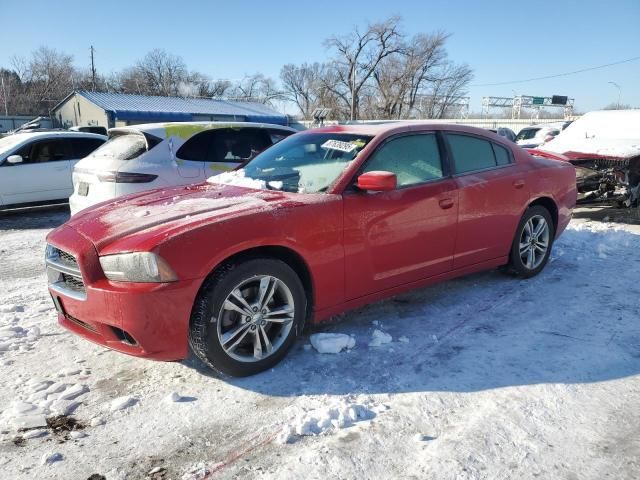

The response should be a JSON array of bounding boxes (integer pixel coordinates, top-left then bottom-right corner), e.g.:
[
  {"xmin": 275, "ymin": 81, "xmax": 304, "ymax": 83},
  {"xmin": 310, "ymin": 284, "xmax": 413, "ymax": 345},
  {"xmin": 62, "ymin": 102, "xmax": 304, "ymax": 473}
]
[
  {"xmin": 343, "ymin": 132, "xmax": 458, "ymax": 299},
  {"xmin": 0, "ymin": 137, "xmax": 73, "ymax": 205},
  {"xmin": 444, "ymin": 132, "xmax": 528, "ymax": 269}
]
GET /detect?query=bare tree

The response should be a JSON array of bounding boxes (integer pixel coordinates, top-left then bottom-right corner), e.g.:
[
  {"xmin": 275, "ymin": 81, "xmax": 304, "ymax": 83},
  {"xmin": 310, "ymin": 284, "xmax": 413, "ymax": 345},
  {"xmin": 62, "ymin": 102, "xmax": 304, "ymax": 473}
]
[
  {"xmin": 371, "ymin": 32, "xmax": 447, "ymax": 118},
  {"xmin": 231, "ymin": 74, "xmax": 284, "ymax": 105},
  {"xmin": 420, "ymin": 62, "xmax": 473, "ymax": 118},
  {"xmin": 8, "ymin": 47, "xmax": 75, "ymax": 114},
  {"xmin": 324, "ymin": 16, "xmax": 403, "ymax": 120},
  {"xmin": 135, "ymin": 49, "xmax": 187, "ymax": 96},
  {"xmin": 280, "ymin": 63, "xmax": 331, "ymax": 118}
]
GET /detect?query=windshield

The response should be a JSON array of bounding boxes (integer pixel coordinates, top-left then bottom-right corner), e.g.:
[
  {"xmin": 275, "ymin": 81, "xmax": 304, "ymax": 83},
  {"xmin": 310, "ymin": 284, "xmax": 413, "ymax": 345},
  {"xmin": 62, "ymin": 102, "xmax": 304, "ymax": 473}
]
[
  {"xmin": 208, "ymin": 132, "xmax": 373, "ymax": 193},
  {"xmin": 516, "ymin": 128, "xmax": 540, "ymax": 141},
  {"xmin": 88, "ymin": 133, "xmax": 148, "ymax": 160}
]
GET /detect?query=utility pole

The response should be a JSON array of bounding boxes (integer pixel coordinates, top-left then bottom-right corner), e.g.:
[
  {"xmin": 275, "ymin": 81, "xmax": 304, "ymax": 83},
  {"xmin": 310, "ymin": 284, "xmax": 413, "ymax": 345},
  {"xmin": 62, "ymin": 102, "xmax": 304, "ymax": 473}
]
[
  {"xmin": 608, "ymin": 81, "xmax": 621, "ymax": 109},
  {"xmin": 1, "ymin": 73, "xmax": 8, "ymax": 116},
  {"xmin": 90, "ymin": 45, "xmax": 97, "ymax": 91}
]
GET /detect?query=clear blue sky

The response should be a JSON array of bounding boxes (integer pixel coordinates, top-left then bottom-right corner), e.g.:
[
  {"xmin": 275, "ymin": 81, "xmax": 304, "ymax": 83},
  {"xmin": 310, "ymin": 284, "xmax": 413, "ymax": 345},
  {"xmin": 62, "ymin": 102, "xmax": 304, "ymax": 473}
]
[{"xmin": 2, "ymin": 0, "xmax": 639, "ymax": 113}]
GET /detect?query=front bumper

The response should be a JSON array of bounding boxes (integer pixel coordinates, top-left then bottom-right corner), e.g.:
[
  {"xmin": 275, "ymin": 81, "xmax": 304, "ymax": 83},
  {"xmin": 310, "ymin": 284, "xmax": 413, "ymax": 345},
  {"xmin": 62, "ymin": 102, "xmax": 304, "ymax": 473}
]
[{"xmin": 46, "ymin": 225, "xmax": 202, "ymax": 361}]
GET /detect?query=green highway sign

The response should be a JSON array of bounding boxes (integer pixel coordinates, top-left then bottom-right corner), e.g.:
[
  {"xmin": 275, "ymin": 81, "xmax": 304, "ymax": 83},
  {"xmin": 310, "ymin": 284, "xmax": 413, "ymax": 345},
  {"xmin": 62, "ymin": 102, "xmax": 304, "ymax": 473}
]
[{"xmin": 532, "ymin": 97, "xmax": 544, "ymax": 105}]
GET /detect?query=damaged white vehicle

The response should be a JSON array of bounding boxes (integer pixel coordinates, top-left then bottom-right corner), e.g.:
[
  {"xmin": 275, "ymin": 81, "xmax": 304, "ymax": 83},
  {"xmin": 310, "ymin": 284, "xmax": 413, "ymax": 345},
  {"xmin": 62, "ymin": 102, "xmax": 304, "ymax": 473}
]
[{"xmin": 530, "ymin": 110, "xmax": 640, "ymax": 207}]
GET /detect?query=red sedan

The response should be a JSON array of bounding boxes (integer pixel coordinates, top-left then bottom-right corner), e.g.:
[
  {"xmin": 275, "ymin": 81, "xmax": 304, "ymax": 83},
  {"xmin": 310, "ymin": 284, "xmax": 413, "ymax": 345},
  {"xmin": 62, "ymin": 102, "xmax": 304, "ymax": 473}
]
[{"xmin": 45, "ymin": 123, "xmax": 576, "ymax": 376}]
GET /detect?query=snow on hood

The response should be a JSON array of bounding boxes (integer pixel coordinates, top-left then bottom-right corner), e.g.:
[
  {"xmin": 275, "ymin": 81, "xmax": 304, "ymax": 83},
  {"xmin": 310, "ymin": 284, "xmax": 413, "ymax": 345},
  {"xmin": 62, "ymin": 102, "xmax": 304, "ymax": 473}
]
[
  {"xmin": 207, "ymin": 169, "xmax": 267, "ymax": 190},
  {"xmin": 66, "ymin": 184, "xmax": 279, "ymax": 251},
  {"xmin": 540, "ymin": 110, "xmax": 640, "ymax": 159}
]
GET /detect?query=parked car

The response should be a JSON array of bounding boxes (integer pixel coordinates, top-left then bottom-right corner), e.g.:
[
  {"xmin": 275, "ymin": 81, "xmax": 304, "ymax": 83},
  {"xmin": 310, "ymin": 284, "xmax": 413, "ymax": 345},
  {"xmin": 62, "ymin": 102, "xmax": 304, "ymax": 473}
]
[
  {"xmin": 0, "ymin": 131, "xmax": 106, "ymax": 210},
  {"xmin": 488, "ymin": 127, "xmax": 517, "ymax": 142},
  {"xmin": 515, "ymin": 125, "xmax": 561, "ymax": 148},
  {"xmin": 69, "ymin": 122, "xmax": 296, "ymax": 216},
  {"xmin": 46, "ymin": 123, "xmax": 576, "ymax": 376},
  {"xmin": 530, "ymin": 110, "xmax": 640, "ymax": 207}
]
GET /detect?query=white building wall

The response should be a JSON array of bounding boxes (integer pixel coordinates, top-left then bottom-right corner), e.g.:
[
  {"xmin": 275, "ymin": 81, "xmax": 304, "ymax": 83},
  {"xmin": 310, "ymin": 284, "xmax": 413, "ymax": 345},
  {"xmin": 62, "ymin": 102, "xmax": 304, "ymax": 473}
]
[{"xmin": 53, "ymin": 93, "xmax": 109, "ymax": 128}]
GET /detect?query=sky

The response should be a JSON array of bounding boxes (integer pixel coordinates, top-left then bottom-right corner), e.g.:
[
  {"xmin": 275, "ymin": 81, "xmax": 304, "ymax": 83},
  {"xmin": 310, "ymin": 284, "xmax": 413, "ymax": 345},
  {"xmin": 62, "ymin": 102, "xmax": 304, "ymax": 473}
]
[{"xmin": 1, "ymin": 0, "xmax": 639, "ymax": 114}]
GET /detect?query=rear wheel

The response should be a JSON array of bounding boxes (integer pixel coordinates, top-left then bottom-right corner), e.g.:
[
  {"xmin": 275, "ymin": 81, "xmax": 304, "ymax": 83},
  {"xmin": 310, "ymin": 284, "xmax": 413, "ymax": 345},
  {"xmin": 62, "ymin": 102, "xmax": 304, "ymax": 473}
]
[
  {"xmin": 188, "ymin": 258, "xmax": 306, "ymax": 377},
  {"xmin": 505, "ymin": 205, "xmax": 555, "ymax": 278}
]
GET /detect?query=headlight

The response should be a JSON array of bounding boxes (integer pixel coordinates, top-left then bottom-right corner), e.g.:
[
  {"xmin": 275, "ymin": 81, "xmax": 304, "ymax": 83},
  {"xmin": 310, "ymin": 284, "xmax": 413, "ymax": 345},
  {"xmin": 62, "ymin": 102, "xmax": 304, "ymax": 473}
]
[{"xmin": 99, "ymin": 252, "xmax": 177, "ymax": 283}]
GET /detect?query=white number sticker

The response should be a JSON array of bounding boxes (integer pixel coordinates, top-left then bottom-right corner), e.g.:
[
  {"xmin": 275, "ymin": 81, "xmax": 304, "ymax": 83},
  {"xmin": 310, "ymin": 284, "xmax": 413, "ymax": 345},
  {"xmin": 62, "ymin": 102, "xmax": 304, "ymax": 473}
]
[{"xmin": 321, "ymin": 139, "xmax": 357, "ymax": 153}]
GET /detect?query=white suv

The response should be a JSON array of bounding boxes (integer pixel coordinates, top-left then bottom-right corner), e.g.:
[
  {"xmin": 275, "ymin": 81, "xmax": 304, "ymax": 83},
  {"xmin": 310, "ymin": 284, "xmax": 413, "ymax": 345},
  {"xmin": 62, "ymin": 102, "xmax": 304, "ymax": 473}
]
[
  {"xmin": 0, "ymin": 131, "xmax": 106, "ymax": 210},
  {"xmin": 69, "ymin": 122, "xmax": 296, "ymax": 215}
]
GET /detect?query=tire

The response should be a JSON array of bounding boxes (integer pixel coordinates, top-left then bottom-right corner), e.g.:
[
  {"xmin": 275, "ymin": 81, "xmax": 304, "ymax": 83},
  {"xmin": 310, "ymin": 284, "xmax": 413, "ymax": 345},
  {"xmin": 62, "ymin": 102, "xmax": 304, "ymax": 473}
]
[
  {"xmin": 188, "ymin": 258, "xmax": 306, "ymax": 377},
  {"xmin": 505, "ymin": 205, "xmax": 555, "ymax": 278}
]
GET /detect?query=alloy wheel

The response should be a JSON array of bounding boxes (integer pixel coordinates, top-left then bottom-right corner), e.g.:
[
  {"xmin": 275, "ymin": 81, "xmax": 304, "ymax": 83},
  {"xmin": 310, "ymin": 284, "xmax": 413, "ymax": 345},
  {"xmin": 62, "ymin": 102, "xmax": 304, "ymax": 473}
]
[
  {"xmin": 216, "ymin": 275, "xmax": 295, "ymax": 363},
  {"xmin": 518, "ymin": 214, "xmax": 550, "ymax": 270}
]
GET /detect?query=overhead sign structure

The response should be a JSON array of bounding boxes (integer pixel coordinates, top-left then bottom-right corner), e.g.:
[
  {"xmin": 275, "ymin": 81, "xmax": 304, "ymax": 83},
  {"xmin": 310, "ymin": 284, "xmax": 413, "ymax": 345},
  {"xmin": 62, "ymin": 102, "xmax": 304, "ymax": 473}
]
[
  {"xmin": 551, "ymin": 95, "xmax": 568, "ymax": 105},
  {"xmin": 481, "ymin": 95, "xmax": 574, "ymax": 119}
]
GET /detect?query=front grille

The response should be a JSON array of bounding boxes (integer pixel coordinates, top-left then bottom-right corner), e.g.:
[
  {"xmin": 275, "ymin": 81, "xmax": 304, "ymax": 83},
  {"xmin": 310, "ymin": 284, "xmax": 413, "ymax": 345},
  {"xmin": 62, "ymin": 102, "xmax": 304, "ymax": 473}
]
[
  {"xmin": 61, "ymin": 273, "xmax": 85, "ymax": 292},
  {"xmin": 57, "ymin": 250, "xmax": 78, "ymax": 267},
  {"xmin": 46, "ymin": 245, "xmax": 86, "ymax": 300}
]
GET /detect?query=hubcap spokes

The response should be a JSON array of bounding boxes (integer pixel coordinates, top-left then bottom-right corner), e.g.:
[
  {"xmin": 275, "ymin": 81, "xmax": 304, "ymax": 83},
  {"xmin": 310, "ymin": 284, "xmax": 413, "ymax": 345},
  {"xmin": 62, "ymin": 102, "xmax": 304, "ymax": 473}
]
[
  {"xmin": 218, "ymin": 275, "xmax": 295, "ymax": 363},
  {"xmin": 519, "ymin": 215, "xmax": 550, "ymax": 270}
]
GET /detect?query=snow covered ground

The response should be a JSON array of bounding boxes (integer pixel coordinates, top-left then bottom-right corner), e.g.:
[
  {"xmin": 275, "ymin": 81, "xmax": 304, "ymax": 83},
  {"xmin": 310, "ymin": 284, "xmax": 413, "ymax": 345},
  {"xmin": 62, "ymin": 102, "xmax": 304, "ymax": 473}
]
[{"xmin": 0, "ymin": 207, "xmax": 639, "ymax": 479}]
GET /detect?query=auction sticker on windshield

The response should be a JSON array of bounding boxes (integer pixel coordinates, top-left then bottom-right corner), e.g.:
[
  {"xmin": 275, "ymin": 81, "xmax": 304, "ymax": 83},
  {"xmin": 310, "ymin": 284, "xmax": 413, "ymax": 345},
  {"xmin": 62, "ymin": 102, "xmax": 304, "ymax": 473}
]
[{"xmin": 321, "ymin": 139, "xmax": 358, "ymax": 153}]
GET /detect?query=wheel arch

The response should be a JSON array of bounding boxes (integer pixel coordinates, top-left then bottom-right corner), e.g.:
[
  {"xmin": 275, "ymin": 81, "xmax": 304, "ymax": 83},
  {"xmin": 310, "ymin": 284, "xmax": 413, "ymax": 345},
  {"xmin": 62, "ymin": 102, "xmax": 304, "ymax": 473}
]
[
  {"xmin": 195, "ymin": 245, "xmax": 315, "ymax": 319},
  {"xmin": 527, "ymin": 196, "xmax": 558, "ymax": 232}
]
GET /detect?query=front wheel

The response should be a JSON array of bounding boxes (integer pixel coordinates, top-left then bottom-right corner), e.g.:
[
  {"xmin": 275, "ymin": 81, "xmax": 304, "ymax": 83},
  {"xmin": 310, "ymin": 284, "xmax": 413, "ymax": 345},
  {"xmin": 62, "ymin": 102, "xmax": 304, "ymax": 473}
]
[
  {"xmin": 188, "ymin": 258, "xmax": 306, "ymax": 377},
  {"xmin": 505, "ymin": 205, "xmax": 555, "ymax": 278}
]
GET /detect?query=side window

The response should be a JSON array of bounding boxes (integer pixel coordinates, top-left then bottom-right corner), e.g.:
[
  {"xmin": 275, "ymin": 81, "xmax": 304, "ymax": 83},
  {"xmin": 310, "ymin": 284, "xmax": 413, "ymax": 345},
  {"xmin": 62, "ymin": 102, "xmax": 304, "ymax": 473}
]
[
  {"xmin": 447, "ymin": 134, "xmax": 496, "ymax": 174},
  {"xmin": 268, "ymin": 129, "xmax": 293, "ymax": 145},
  {"xmin": 176, "ymin": 130, "xmax": 213, "ymax": 161},
  {"xmin": 209, "ymin": 128, "xmax": 272, "ymax": 163},
  {"xmin": 362, "ymin": 133, "xmax": 443, "ymax": 187},
  {"xmin": 70, "ymin": 138, "xmax": 105, "ymax": 158},
  {"xmin": 15, "ymin": 139, "xmax": 68, "ymax": 164},
  {"xmin": 492, "ymin": 143, "xmax": 511, "ymax": 166}
]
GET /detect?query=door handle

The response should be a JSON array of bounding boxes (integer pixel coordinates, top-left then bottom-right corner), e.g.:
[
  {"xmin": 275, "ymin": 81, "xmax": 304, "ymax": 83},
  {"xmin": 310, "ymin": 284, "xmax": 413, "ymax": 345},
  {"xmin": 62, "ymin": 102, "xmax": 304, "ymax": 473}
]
[
  {"xmin": 439, "ymin": 198, "xmax": 454, "ymax": 210},
  {"xmin": 513, "ymin": 179, "xmax": 525, "ymax": 189}
]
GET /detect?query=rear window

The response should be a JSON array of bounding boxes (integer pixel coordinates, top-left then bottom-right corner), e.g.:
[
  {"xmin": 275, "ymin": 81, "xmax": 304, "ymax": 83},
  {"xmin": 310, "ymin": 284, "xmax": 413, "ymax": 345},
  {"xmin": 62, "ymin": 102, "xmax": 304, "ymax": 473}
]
[{"xmin": 90, "ymin": 134, "xmax": 147, "ymax": 160}]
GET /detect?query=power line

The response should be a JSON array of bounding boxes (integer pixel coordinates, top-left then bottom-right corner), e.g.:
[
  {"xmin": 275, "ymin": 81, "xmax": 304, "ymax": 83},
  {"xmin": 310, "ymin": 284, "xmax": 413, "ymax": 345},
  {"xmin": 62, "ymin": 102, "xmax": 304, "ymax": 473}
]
[{"xmin": 472, "ymin": 55, "xmax": 640, "ymax": 87}]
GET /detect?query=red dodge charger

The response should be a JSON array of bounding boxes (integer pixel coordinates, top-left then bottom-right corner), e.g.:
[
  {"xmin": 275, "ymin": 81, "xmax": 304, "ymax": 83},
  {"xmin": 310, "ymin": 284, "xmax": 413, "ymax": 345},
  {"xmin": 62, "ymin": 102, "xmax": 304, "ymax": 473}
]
[{"xmin": 46, "ymin": 123, "xmax": 576, "ymax": 376}]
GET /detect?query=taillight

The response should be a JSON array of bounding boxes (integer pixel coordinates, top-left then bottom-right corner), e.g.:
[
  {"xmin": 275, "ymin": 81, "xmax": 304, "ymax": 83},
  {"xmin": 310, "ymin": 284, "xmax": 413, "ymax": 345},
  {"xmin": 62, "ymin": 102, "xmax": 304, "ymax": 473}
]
[{"xmin": 96, "ymin": 171, "xmax": 158, "ymax": 183}]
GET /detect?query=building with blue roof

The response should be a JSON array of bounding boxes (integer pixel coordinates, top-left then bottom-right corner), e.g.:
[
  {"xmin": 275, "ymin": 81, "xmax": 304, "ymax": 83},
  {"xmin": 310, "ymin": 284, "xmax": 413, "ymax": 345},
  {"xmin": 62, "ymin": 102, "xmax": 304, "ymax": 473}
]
[{"xmin": 52, "ymin": 91, "xmax": 289, "ymax": 129}]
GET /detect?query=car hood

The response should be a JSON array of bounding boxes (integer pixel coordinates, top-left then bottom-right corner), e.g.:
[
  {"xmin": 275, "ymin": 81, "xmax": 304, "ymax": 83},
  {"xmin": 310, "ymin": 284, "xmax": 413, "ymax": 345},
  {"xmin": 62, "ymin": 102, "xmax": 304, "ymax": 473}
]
[
  {"xmin": 65, "ymin": 183, "xmax": 299, "ymax": 252},
  {"xmin": 539, "ymin": 137, "xmax": 640, "ymax": 161}
]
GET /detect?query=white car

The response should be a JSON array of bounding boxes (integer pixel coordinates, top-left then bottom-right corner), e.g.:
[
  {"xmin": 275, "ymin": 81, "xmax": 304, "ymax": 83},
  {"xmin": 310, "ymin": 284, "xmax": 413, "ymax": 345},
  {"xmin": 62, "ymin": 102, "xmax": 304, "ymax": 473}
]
[
  {"xmin": 70, "ymin": 122, "xmax": 296, "ymax": 215},
  {"xmin": 515, "ymin": 124, "xmax": 562, "ymax": 148},
  {"xmin": 0, "ymin": 131, "xmax": 106, "ymax": 210}
]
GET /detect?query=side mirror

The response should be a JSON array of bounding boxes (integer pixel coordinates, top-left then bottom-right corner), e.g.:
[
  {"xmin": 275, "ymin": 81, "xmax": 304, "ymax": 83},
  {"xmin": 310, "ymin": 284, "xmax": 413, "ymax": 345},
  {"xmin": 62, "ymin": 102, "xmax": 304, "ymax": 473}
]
[
  {"xmin": 6, "ymin": 155, "xmax": 23, "ymax": 165},
  {"xmin": 356, "ymin": 171, "xmax": 397, "ymax": 192}
]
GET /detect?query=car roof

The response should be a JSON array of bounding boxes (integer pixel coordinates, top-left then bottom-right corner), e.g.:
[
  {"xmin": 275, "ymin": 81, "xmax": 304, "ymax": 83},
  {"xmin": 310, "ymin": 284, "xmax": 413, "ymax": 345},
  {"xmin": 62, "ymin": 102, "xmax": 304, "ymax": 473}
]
[
  {"xmin": 111, "ymin": 121, "xmax": 296, "ymax": 139},
  {"xmin": 4, "ymin": 131, "xmax": 107, "ymax": 141},
  {"xmin": 304, "ymin": 121, "xmax": 500, "ymax": 138}
]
